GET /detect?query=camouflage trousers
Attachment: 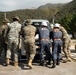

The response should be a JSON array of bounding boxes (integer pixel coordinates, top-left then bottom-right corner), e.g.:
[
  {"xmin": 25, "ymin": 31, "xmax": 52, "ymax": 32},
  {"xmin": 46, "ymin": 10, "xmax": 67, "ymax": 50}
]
[
  {"xmin": 6, "ymin": 40, "xmax": 19, "ymax": 62},
  {"xmin": 63, "ymin": 38, "xmax": 71, "ymax": 59},
  {"xmin": 24, "ymin": 41, "xmax": 36, "ymax": 60}
]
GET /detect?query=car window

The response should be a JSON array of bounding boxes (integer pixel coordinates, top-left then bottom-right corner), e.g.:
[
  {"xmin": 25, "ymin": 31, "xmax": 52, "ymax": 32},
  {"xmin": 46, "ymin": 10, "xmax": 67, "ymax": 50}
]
[
  {"xmin": 22, "ymin": 20, "xmax": 51, "ymax": 31},
  {"xmin": 32, "ymin": 22, "xmax": 41, "ymax": 28},
  {"xmin": 32, "ymin": 22, "xmax": 51, "ymax": 31}
]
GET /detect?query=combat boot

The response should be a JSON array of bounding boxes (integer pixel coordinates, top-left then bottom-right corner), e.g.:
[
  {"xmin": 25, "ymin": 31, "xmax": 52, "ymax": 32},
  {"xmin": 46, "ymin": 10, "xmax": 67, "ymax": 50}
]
[
  {"xmin": 28, "ymin": 59, "xmax": 33, "ymax": 68},
  {"xmin": 40, "ymin": 60, "xmax": 44, "ymax": 66},
  {"xmin": 14, "ymin": 62, "xmax": 18, "ymax": 67},
  {"xmin": 47, "ymin": 60, "xmax": 51, "ymax": 65},
  {"xmin": 66, "ymin": 57, "xmax": 72, "ymax": 62},
  {"xmin": 56, "ymin": 59, "xmax": 60, "ymax": 65},
  {"xmin": 51, "ymin": 60, "xmax": 56, "ymax": 68},
  {"xmin": 6, "ymin": 58, "xmax": 10, "ymax": 65}
]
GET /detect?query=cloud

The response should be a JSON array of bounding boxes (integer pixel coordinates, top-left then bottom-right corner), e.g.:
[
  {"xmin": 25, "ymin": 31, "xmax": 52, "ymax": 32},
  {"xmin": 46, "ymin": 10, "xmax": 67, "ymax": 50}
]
[
  {"xmin": 0, "ymin": 0, "xmax": 18, "ymax": 11},
  {"xmin": 0, "ymin": 0, "xmax": 73, "ymax": 11},
  {"xmin": 2, "ymin": 0, "xmax": 17, "ymax": 6}
]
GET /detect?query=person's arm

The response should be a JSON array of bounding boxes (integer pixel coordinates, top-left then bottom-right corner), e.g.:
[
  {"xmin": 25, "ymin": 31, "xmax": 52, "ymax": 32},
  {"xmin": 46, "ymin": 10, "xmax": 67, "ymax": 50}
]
[{"xmin": 3, "ymin": 26, "xmax": 10, "ymax": 42}]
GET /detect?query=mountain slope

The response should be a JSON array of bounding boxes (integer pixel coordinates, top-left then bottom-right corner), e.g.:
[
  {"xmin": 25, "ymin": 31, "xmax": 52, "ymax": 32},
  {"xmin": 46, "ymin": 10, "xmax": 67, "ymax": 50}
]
[{"xmin": 55, "ymin": 0, "xmax": 76, "ymax": 19}]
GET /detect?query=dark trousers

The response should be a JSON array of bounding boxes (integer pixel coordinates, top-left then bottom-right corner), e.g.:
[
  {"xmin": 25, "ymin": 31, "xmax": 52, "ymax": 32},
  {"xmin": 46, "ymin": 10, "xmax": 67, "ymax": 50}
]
[
  {"xmin": 0, "ymin": 42, "xmax": 7, "ymax": 58},
  {"xmin": 52, "ymin": 40, "xmax": 62, "ymax": 62},
  {"xmin": 4, "ymin": 43, "xmax": 7, "ymax": 58},
  {"xmin": 39, "ymin": 40, "xmax": 52, "ymax": 61}
]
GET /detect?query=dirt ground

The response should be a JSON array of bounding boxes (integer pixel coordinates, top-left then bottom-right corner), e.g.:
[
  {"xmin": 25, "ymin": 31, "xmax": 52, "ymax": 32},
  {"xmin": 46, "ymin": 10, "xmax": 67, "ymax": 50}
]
[{"xmin": 0, "ymin": 39, "xmax": 76, "ymax": 75}]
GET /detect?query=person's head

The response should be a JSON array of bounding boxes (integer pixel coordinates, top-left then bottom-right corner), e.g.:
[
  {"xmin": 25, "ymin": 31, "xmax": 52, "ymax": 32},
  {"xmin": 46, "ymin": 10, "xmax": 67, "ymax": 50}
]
[
  {"xmin": 41, "ymin": 22, "xmax": 47, "ymax": 27},
  {"xmin": 3, "ymin": 18, "xmax": 10, "ymax": 25},
  {"xmin": 25, "ymin": 19, "xmax": 32, "ymax": 25},
  {"xmin": 54, "ymin": 23, "xmax": 60, "ymax": 28},
  {"xmin": 13, "ymin": 16, "xmax": 20, "ymax": 22}
]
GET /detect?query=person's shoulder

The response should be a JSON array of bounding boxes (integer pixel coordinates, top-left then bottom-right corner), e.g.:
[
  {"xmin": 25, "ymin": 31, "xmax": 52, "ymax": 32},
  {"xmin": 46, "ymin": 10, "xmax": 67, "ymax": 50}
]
[
  {"xmin": 18, "ymin": 23, "xmax": 21, "ymax": 27},
  {"xmin": 30, "ymin": 25, "xmax": 36, "ymax": 28},
  {"xmin": 60, "ymin": 26, "xmax": 65, "ymax": 30},
  {"xmin": 10, "ymin": 22, "xmax": 13, "ymax": 25},
  {"xmin": 15, "ymin": 22, "xmax": 21, "ymax": 26},
  {"xmin": 18, "ymin": 22, "xmax": 21, "ymax": 25}
]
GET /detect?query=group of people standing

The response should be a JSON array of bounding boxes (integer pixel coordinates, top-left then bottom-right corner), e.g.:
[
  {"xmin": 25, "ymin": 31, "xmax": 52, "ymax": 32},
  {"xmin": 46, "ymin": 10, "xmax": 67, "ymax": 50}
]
[
  {"xmin": 0, "ymin": 17, "xmax": 21, "ymax": 67},
  {"xmin": 0, "ymin": 17, "xmax": 72, "ymax": 69},
  {"xmin": 36, "ymin": 22, "xmax": 72, "ymax": 68}
]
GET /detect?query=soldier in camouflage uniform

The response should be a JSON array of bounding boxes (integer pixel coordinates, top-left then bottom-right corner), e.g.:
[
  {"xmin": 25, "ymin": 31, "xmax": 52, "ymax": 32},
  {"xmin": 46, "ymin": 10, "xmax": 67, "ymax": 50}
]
[
  {"xmin": 59, "ymin": 26, "xmax": 72, "ymax": 62},
  {"xmin": 22, "ymin": 19, "xmax": 36, "ymax": 68},
  {"xmin": 5, "ymin": 16, "xmax": 21, "ymax": 67},
  {"xmin": 0, "ymin": 18, "xmax": 10, "ymax": 58}
]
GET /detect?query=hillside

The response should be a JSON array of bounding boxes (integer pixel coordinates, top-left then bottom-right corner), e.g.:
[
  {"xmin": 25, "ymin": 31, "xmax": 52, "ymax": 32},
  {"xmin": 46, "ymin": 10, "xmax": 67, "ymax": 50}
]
[
  {"xmin": 38, "ymin": 3, "xmax": 65, "ymax": 9},
  {"xmin": 55, "ymin": 0, "xmax": 76, "ymax": 19},
  {"xmin": 0, "ymin": 0, "xmax": 76, "ymax": 32},
  {"xmin": 55, "ymin": 0, "xmax": 76, "ymax": 32},
  {"xmin": 0, "ymin": 3, "xmax": 66, "ymax": 25}
]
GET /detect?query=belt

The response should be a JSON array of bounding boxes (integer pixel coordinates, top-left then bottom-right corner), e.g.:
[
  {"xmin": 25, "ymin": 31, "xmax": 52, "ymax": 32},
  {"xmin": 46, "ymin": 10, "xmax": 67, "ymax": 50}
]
[
  {"xmin": 54, "ymin": 38, "xmax": 61, "ymax": 40},
  {"xmin": 41, "ymin": 38, "xmax": 49, "ymax": 41}
]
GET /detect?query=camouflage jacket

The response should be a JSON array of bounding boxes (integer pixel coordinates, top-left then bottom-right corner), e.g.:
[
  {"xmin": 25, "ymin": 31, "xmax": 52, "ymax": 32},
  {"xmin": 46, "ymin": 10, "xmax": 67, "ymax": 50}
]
[
  {"xmin": 5, "ymin": 21, "xmax": 21, "ymax": 41},
  {"xmin": 0, "ymin": 24, "xmax": 8, "ymax": 38},
  {"xmin": 22, "ymin": 24, "xmax": 36, "ymax": 43},
  {"xmin": 59, "ymin": 26, "xmax": 70, "ymax": 39}
]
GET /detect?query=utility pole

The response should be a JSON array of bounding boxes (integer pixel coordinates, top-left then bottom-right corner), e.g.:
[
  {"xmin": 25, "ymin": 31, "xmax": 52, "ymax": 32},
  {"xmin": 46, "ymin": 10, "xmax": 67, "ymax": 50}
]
[
  {"xmin": 52, "ymin": 16, "xmax": 55, "ymax": 24},
  {"xmin": 4, "ymin": 12, "xmax": 6, "ymax": 19}
]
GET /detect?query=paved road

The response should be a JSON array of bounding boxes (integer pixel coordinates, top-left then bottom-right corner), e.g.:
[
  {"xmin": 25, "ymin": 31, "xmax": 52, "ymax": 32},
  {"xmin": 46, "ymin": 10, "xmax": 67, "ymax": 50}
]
[
  {"xmin": 0, "ymin": 60, "xmax": 76, "ymax": 75},
  {"xmin": 0, "ymin": 39, "xmax": 76, "ymax": 75}
]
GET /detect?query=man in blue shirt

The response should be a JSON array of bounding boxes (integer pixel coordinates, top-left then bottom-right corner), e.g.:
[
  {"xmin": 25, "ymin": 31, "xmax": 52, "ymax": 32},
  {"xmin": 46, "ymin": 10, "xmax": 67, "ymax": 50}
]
[
  {"xmin": 51, "ymin": 23, "xmax": 62, "ymax": 68},
  {"xmin": 37, "ymin": 22, "xmax": 52, "ymax": 66}
]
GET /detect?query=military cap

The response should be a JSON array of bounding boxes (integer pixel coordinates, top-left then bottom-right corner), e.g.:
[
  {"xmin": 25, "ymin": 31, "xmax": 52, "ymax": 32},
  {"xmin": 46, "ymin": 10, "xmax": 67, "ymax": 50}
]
[
  {"xmin": 13, "ymin": 16, "xmax": 20, "ymax": 21},
  {"xmin": 3, "ymin": 18, "xmax": 10, "ymax": 23},
  {"xmin": 26, "ymin": 19, "xmax": 32, "ymax": 24}
]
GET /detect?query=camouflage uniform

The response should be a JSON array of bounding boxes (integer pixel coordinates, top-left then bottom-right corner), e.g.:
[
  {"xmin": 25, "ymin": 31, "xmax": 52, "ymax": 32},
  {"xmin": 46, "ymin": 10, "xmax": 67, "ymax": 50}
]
[
  {"xmin": 5, "ymin": 17, "xmax": 21, "ymax": 66},
  {"xmin": 0, "ymin": 18, "xmax": 10, "ymax": 58},
  {"xmin": 22, "ymin": 19, "xmax": 36, "ymax": 68},
  {"xmin": 59, "ymin": 26, "xmax": 72, "ymax": 61}
]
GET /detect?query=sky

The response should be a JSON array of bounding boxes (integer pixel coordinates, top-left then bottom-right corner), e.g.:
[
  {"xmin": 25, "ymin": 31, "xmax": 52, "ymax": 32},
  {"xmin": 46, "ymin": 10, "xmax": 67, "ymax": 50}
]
[{"xmin": 0, "ymin": 0, "xmax": 73, "ymax": 11}]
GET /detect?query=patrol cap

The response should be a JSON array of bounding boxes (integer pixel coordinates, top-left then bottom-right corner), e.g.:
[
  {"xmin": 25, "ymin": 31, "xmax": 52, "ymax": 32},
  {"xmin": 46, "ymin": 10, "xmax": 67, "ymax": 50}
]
[
  {"xmin": 25, "ymin": 19, "xmax": 32, "ymax": 24},
  {"xmin": 54, "ymin": 23, "xmax": 60, "ymax": 28},
  {"xmin": 41, "ymin": 22, "xmax": 47, "ymax": 26},
  {"xmin": 13, "ymin": 16, "xmax": 20, "ymax": 21},
  {"xmin": 3, "ymin": 18, "xmax": 10, "ymax": 23}
]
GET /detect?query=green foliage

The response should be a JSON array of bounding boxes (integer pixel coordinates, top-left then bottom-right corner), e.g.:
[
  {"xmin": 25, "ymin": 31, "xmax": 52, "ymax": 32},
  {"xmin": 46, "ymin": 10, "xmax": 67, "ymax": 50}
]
[
  {"xmin": 0, "ymin": 8, "xmax": 60, "ymax": 25},
  {"xmin": 57, "ymin": 13, "xmax": 76, "ymax": 32},
  {"xmin": 0, "ymin": 0, "xmax": 76, "ymax": 33},
  {"xmin": 56, "ymin": 0, "xmax": 76, "ymax": 32}
]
